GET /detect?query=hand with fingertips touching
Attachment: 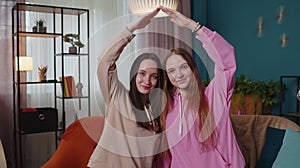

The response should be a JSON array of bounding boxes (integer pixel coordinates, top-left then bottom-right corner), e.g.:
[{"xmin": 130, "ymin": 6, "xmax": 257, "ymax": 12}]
[
  {"xmin": 126, "ymin": 8, "xmax": 160, "ymax": 32},
  {"xmin": 160, "ymin": 6, "xmax": 201, "ymax": 32}
]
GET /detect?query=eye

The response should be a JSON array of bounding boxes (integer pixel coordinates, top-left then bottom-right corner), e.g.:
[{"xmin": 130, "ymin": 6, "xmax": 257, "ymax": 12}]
[
  {"xmin": 167, "ymin": 69, "xmax": 175, "ymax": 74},
  {"xmin": 182, "ymin": 64, "xmax": 189, "ymax": 70},
  {"xmin": 138, "ymin": 71, "xmax": 145, "ymax": 76},
  {"xmin": 151, "ymin": 74, "xmax": 158, "ymax": 80}
]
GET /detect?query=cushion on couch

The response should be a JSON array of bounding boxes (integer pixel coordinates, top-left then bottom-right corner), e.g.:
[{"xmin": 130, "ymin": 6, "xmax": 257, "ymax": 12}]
[
  {"xmin": 41, "ymin": 116, "xmax": 104, "ymax": 168},
  {"xmin": 256, "ymin": 127, "xmax": 285, "ymax": 168},
  {"xmin": 230, "ymin": 115, "xmax": 300, "ymax": 168},
  {"xmin": 272, "ymin": 128, "xmax": 300, "ymax": 168}
]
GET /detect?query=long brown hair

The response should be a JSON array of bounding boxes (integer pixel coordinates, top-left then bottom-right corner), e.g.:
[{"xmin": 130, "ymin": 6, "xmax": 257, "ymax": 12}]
[
  {"xmin": 129, "ymin": 53, "xmax": 165, "ymax": 133},
  {"xmin": 161, "ymin": 48, "xmax": 216, "ymax": 151}
]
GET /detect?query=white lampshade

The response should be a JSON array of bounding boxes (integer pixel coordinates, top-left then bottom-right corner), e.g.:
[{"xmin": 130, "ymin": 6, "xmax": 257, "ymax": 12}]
[
  {"xmin": 16, "ymin": 56, "xmax": 33, "ymax": 71},
  {"xmin": 128, "ymin": 0, "xmax": 178, "ymax": 17}
]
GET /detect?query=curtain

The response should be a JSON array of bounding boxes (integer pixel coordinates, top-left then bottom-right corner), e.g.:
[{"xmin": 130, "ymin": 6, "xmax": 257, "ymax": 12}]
[
  {"xmin": 89, "ymin": 0, "xmax": 192, "ymax": 116},
  {"xmin": 136, "ymin": 1, "xmax": 192, "ymax": 54}
]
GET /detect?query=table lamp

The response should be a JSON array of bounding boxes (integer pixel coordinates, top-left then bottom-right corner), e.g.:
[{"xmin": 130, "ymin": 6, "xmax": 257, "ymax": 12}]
[
  {"xmin": 16, "ymin": 56, "xmax": 33, "ymax": 71},
  {"xmin": 128, "ymin": 0, "xmax": 178, "ymax": 17}
]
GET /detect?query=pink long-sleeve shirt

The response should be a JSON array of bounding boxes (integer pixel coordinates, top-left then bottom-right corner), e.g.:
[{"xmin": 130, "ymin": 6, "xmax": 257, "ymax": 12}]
[{"xmin": 164, "ymin": 27, "xmax": 245, "ymax": 168}]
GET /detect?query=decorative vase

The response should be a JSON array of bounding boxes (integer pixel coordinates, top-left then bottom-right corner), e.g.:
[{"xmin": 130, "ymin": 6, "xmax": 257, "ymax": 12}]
[
  {"xmin": 230, "ymin": 94, "xmax": 242, "ymax": 115},
  {"xmin": 69, "ymin": 46, "xmax": 77, "ymax": 54},
  {"xmin": 32, "ymin": 26, "xmax": 38, "ymax": 32},
  {"xmin": 38, "ymin": 73, "xmax": 46, "ymax": 82},
  {"xmin": 38, "ymin": 65, "xmax": 47, "ymax": 82},
  {"xmin": 39, "ymin": 26, "xmax": 46, "ymax": 33},
  {"xmin": 76, "ymin": 82, "xmax": 83, "ymax": 97},
  {"xmin": 297, "ymin": 89, "xmax": 300, "ymax": 101},
  {"xmin": 230, "ymin": 94, "xmax": 262, "ymax": 115},
  {"xmin": 244, "ymin": 95, "xmax": 262, "ymax": 115}
]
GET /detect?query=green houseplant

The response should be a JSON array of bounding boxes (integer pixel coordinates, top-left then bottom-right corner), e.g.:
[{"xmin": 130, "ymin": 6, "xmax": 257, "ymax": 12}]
[
  {"xmin": 63, "ymin": 33, "xmax": 84, "ymax": 53},
  {"xmin": 231, "ymin": 75, "xmax": 281, "ymax": 115}
]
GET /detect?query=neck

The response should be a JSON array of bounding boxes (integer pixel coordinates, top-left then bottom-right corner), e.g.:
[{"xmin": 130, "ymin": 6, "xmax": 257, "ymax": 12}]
[
  {"xmin": 178, "ymin": 88, "xmax": 190, "ymax": 97},
  {"xmin": 141, "ymin": 94, "xmax": 149, "ymax": 105}
]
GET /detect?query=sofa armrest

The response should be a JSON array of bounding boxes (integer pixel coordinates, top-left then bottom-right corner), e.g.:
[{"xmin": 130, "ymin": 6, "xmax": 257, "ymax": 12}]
[{"xmin": 41, "ymin": 116, "xmax": 105, "ymax": 168}]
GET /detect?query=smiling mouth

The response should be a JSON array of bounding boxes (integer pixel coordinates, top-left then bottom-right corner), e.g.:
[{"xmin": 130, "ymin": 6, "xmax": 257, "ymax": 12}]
[
  {"xmin": 142, "ymin": 85, "xmax": 152, "ymax": 90},
  {"xmin": 176, "ymin": 79, "xmax": 186, "ymax": 84}
]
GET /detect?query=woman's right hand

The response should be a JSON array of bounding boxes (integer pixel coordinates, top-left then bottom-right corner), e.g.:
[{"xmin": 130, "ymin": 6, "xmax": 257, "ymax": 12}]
[
  {"xmin": 160, "ymin": 6, "xmax": 199, "ymax": 32},
  {"xmin": 127, "ymin": 8, "xmax": 160, "ymax": 32}
]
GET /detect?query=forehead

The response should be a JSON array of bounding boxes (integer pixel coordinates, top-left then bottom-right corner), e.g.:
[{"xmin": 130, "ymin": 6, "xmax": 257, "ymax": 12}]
[
  {"xmin": 166, "ymin": 54, "xmax": 187, "ymax": 69},
  {"xmin": 138, "ymin": 59, "xmax": 158, "ymax": 70}
]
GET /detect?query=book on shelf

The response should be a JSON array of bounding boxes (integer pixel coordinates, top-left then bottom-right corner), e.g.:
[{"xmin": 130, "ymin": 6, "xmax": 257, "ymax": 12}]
[
  {"xmin": 59, "ymin": 76, "xmax": 70, "ymax": 97},
  {"xmin": 59, "ymin": 76, "xmax": 77, "ymax": 97}
]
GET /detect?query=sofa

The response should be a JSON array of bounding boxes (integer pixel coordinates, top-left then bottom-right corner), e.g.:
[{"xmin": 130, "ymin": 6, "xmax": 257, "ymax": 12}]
[
  {"xmin": 42, "ymin": 115, "xmax": 300, "ymax": 168},
  {"xmin": 230, "ymin": 114, "xmax": 300, "ymax": 168},
  {"xmin": 41, "ymin": 116, "xmax": 105, "ymax": 168}
]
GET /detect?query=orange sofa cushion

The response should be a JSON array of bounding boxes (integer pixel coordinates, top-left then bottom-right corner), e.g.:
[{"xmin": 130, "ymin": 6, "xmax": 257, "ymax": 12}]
[{"xmin": 41, "ymin": 116, "xmax": 104, "ymax": 168}]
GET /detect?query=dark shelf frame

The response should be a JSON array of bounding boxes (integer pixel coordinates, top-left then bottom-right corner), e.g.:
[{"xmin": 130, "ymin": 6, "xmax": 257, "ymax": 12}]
[
  {"xmin": 12, "ymin": 3, "xmax": 90, "ymax": 167},
  {"xmin": 279, "ymin": 75, "xmax": 300, "ymax": 124}
]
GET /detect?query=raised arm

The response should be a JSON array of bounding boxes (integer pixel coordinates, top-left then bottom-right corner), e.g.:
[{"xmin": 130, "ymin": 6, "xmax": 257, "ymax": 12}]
[
  {"xmin": 160, "ymin": 5, "xmax": 235, "ymax": 111},
  {"xmin": 161, "ymin": 6, "xmax": 241, "ymax": 167},
  {"xmin": 97, "ymin": 8, "xmax": 161, "ymax": 104},
  {"xmin": 196, "ymin": 27, "xmax": 236, "ymax": 99}
]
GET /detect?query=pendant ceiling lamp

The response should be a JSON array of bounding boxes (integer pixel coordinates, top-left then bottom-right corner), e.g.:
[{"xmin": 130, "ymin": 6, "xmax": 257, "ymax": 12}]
[{"xmin": 128, "ymin": 0, "xmax": 178, "ymax": 17}]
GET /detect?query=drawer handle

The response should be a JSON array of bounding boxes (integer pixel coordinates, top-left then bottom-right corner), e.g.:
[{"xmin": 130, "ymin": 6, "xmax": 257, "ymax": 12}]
[{"xmin": 38, "ymin": 114, "xmax": 45, "ymax": 121}]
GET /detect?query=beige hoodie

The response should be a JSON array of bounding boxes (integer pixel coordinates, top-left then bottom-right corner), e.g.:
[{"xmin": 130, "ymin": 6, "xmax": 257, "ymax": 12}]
[{"xmin": 88, "ymin": 27, "xmax": 164, "ymax": 168}]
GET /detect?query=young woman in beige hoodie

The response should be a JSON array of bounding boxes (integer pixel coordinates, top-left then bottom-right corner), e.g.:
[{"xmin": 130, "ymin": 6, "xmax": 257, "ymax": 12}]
[{"xmin": 88, "ymin": 8, "xmax": 166, "ymax": 168}]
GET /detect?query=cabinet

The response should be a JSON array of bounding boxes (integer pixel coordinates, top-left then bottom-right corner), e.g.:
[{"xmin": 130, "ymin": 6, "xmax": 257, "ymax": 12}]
[
  {"xmin": 12, "ymin": 3, "xmax": 90, "ymax": 167},
  {"xmin": 279, "ymin": 76, "xmax": 300, "ymax": 124}
]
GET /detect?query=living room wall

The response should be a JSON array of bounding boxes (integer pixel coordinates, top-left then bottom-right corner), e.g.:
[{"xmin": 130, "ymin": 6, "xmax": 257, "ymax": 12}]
[
  {"xmin": 192, "ymin": 0, "xmax": 300, "ymax": 115},
  {"xmin": 192, "ymin": 0, "xmax": 299, "ymax": 81}
]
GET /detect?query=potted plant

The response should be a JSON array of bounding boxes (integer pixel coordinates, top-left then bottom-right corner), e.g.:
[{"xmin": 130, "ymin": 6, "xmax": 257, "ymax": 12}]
[
  {"xmin": 230, "ymin": 75, "xmax": 261, "ymax": 115},
  {"xmin": 259, "ymin": 80, "xmax": 282, "ymax": 114},
  {"xmin": 38, "ymin": 65, "xmax": 48, "ymax": 82},
  {"xmin": 231, "ymin": 75, "xmax": 281, "ymax": 115},
  {"xmin": 63, "ymin": 33, "xmax": 84, "ymax": 54},
  {"xmin": 33, "ymin": 19, "xmax": 46, "ymax": 33}
]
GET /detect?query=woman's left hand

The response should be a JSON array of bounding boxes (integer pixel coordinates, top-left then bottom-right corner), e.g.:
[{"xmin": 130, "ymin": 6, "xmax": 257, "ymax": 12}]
[
  {"xmin": 160, "ymin": 6, "xmax": 198, "ymax": 31},
  {"xmin": 127, "ymin": 8, "xmax": 160, "ymax": 32}
]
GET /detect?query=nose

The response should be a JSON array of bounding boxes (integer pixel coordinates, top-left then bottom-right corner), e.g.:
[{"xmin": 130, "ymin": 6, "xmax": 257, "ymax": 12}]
[
  {"xmin": 143, "ymin": 75, "xmax": 151, "ymax": 84},
  {"xmin": 175, "ymin": 70, "xmax": 184, "ymax": 78}
]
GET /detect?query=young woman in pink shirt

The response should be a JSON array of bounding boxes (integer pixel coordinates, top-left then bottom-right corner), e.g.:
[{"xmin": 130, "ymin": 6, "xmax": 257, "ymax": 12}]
[{"xmin": 160, "ymin": 6, "xmax": 245, "ymax": 167}]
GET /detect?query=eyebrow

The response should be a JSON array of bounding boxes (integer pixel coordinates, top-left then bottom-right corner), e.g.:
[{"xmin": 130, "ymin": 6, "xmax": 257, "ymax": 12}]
[
  {"xmin": 167, "ymin": 68, "xmax": 175, "ymax": 72},
  {"xmin": 138, "ymin": 69, "xmax": 158, "ymax": 75},
  {"xmin": 167, "ymin": 63, "xmax": 188, "ymax": 71},
  {"xmin": 181, "ymin": 63, "xmax": 188, "ymax": 67}
]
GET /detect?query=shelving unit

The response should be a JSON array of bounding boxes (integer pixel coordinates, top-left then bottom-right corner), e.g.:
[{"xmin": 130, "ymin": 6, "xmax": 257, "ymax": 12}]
[
  {"xmin": 279, "ymin": 76, "xmax": 300, "ymax": 124},
  {"xmin": 12, "ymin": 3, "xmax": 90, "ymax": 167}
]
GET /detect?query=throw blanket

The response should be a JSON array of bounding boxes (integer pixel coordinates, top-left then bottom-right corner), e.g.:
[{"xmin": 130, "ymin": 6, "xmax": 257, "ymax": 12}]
[{"xmin": 230, "ymin": 115, "xmax": 300, "ymax": 168}]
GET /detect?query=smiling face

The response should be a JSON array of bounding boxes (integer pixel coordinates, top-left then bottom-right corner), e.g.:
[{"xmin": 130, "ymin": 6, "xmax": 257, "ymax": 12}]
[
  {"xmin": 166, "ymin": 54, "xmax": 193, "ymax": 90},
  {"xmin": 135, "ymin": 59, "xmax": 159, "ymax": 95}
]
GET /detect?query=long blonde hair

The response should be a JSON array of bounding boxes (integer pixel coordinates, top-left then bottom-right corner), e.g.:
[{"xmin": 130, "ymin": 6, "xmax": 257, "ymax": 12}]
[{"xmin": 161, "ymin": 48, "xmax": 217, "ymax": 153}]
